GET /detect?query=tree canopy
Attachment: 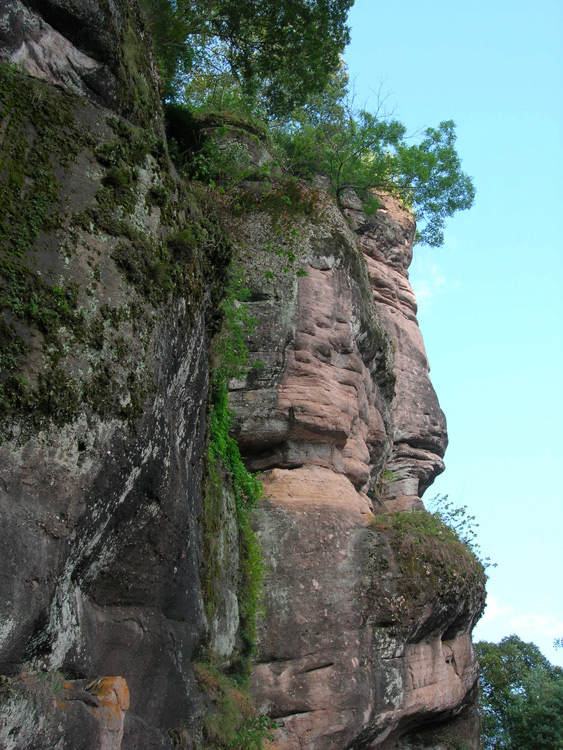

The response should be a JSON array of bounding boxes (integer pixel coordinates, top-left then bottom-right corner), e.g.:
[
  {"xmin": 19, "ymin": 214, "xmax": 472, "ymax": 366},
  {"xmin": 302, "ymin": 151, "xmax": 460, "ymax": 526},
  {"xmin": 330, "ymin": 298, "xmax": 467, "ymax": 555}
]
[
  {"xmin": 476, "ymin": 635, "xmax": 563, "ymax": 750},
  {"xmin": 274, "ymin": 70, "xmax": 475, "ymax": 246},
  {"xmin": 140, "ymin": 3, "xmax": 474, "ymax": 247},
  {"xmin": 140, "ymin": 0, "xmax": 353, "ymax": 113}
]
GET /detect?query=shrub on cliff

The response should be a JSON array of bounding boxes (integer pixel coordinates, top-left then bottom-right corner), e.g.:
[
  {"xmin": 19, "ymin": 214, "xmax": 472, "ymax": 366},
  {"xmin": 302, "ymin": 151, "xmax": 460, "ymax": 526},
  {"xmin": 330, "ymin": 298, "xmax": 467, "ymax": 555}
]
[
  {"xmin": 370, "ymin": 509, "xmax": 486, "ymax": 597},
  {"xmin": 274, "ymin": 69, "xmax": 475, "ymax": 246}
]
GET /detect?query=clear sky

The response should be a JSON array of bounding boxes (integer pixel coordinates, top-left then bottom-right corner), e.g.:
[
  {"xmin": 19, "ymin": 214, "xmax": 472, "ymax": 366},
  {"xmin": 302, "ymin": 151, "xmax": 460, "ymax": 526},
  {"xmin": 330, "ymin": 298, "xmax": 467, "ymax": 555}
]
[{"xmin": 344, "ymin": 0, "xmax": 563, "ymax": 666}]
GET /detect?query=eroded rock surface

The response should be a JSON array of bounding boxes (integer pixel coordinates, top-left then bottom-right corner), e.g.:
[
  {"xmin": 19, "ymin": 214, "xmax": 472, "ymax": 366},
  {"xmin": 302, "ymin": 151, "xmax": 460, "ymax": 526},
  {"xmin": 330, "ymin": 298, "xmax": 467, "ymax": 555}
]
[
  {"xmin": 231, "ymin": 187, "xmax": 484, "ymax": 748},
  {"xmin": 346, "ymin": 192, "xmax": 448, "ymax": 508},
  {"xmin": 230, "ymin": 196, "xmax": 394, "ymax": 492}
]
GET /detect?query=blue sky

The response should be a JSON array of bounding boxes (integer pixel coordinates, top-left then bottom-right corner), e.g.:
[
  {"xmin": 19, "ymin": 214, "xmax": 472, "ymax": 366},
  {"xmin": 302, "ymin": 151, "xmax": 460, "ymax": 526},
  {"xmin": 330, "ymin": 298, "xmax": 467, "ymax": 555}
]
[{"xmin": 344, "ymin": 0, "xmax": 563, "ymax": 665}]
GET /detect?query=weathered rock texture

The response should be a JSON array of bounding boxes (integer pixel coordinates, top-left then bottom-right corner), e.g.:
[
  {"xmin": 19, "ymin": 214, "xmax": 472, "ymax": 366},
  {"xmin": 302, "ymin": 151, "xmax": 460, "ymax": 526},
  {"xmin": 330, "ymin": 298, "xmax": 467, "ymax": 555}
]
[
  {"xmin": 0, "ymin": 13, "xmax": 220, "ymax": 746},
  {"xmin": 344, "ymin": 192, "xmax": 448, "ymax": 508},
  {"xmin": 230, "ymin": 185, "xmax": 485, "ymax": 748},
  {"xmin": 0, "ymin": 0, "xmax": 161, "ymax": 128},
  {"xmin": 0, "ymin": 4, "xmax": 485, "ymax": 749}
]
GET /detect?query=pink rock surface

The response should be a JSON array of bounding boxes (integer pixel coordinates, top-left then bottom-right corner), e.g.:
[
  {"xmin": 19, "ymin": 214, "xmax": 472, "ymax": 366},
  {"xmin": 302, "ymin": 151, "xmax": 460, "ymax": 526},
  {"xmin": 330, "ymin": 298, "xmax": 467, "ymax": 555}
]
[
  {"xmin": 351, "ymin": 192, "xmax": 448, "ymax": 503},
  {"xmin": 232, "ymin": 189, "xmax": 483, "ymax": 747}
]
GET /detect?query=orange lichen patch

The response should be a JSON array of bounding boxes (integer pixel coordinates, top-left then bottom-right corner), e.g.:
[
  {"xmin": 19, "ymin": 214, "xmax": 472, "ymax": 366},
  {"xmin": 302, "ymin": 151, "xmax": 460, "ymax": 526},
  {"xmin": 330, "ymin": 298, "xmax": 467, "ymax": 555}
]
[
  {"xmin": 86, "ymin": 677, "xmax": 130, "ymax": 731},
  {"xmin": 86, "ymin": 676, "xmax": 130, "ymax": 711}
]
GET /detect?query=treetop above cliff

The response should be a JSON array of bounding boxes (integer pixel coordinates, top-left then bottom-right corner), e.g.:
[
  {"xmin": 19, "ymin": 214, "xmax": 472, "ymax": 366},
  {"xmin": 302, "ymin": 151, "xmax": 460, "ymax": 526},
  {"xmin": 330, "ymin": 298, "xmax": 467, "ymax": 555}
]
[
  {"xmin": 140, "ymin": 0, "xmax": 353, "ymax": 113},
  {"xmin": 141, "ymin": 0, "xmax": 474, "ymax": 246}
]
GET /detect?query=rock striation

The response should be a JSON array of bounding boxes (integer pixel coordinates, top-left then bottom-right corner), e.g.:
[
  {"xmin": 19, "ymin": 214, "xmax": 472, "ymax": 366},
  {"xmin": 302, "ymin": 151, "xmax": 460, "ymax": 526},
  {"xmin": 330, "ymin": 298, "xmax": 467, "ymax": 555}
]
[{"xmin": 0, "ymin": 4, "xmax": 485, "ymax": 749}]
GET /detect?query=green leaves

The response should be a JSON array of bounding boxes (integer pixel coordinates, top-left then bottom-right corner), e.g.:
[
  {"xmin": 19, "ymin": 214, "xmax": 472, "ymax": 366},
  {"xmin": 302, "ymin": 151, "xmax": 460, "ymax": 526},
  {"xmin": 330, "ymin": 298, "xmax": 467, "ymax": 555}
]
[
  {"xmin": 275, "ymin": 74, "xmax": 475, "ymax": 246},
  {"xmin": 397, "ymin": 120, "xmax": 476, "ymax": 245},
  {"xmin": 140, "ymin": 0, "xmax": 353, "ymax": 115},
  {"xmin": 476, "ymin": 636, "xmax": 563, "ymax": 750},
  {"xmin": 427, "ymin": 494, "xmax": 495, "ymax": 570}
]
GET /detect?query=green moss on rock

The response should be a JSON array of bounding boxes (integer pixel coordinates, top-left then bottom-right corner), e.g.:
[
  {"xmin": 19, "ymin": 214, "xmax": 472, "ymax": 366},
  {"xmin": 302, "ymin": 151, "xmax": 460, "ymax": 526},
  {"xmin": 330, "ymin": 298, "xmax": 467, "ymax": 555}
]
[
  {"xmin": 0, "ymin": 63, "xmax": 91, "ymax": 258},
  {"xmin": 370, "ymin": 510, "xmax": 486, "ymax": 601}
]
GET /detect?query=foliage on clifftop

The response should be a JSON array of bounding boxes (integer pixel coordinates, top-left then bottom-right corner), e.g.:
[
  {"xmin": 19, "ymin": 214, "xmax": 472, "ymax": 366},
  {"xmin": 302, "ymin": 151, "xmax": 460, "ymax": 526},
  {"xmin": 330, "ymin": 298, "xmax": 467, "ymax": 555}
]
[
  {"xmin": 140, "ymin": 0, "xmax": 353, "ymax": 113},
  {"xmin": 140, "ymin": 0, "xmax": 474, "ymax": 246},
  {"xmin": 370, "ymin": 508, "xmax": 487, "ymax": 602},
  {"xmin": 274, "ymin": 70, "xmax": 475, "ymax": 246}
]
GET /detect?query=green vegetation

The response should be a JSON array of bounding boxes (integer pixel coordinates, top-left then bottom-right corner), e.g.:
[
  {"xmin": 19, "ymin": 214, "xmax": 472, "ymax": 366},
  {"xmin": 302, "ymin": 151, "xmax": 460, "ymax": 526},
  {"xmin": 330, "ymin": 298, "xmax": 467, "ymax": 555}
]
[
  {"xmin": 0, "ymin": 64, "xmax": 90, "ymax": 259},
  {"xmin": 206, "ymin": 263, "xmax": 264, "ymax": 655},
  {"xmin": 427, "ymin": 494, "xmax": 496, "ymax": 571},
  {"xmin": 0, "ymin": 63, "xmax": 227, "ymax": 439},
  {"xmin": 160, "ymin": 72, "xmax": 472, "ymax": 248},
  {"xmin": 274, "ymin": 69, "xmax": 475, "ymax": 246},
  {"xmin": 137, "ymin": 0, "xmax": 474, "ymax": 249},
  {"xmin": 193, "ymin": 661, "xmax": 276, "ymax": 749},
  {"xmin": 476, "ymin": 635, "xmax": 563, "ymax": 750},
  {"xmin": 200, "ymin": 265, "xmax": 271, "ymax": 743},
  {"xmin": 0, "ymin": 64, "xmax": 91, "ymax": 431},
  {"xmin": 370, "ymin": 508, "xmax": 486, "ymax": 596},
  {"xmin": 140, "ymin": 0, "xmax": 353, "ymax": 114}
]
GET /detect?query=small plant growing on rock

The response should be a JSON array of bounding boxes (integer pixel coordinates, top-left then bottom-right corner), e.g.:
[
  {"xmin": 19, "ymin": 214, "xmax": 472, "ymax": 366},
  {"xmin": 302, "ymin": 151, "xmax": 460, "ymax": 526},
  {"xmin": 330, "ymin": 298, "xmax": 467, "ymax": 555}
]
[
  {"xmin": 426, "ymin": 494, "xmax": 496, "ymax": 571},
  {"xmin": 193, "ymin": 660, "xmax": 277, "ymax": 749},
  {"xmin": 369, "ymin": 508, "xmax": 487, "ymax": 600}
]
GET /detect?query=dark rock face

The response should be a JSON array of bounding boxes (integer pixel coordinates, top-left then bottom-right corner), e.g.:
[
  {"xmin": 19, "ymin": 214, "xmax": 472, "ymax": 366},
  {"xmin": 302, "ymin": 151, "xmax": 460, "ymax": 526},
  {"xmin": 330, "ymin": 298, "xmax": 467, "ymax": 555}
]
[
  {"xmin": 0, "ymin": 57, "xmax": 210, "ymax": 748},
  {"xmin": 0, "ymin": 0, "xmax": 161, "ymax": 128}
]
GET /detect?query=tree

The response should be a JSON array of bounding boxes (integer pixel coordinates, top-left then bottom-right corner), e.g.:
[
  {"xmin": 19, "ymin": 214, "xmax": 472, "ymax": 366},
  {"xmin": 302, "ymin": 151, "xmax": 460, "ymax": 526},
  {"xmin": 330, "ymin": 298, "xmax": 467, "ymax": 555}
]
[
  {"xmin": 140, "ymin": 0, "xmax": 354, "ymax": 113},
  {"xmin": 476, "ymin": 635, "xmax": 563, "ymax": 750},
  {"xmin": 275, "ymin": 70, "xmax": 475, "ymax": 246}
]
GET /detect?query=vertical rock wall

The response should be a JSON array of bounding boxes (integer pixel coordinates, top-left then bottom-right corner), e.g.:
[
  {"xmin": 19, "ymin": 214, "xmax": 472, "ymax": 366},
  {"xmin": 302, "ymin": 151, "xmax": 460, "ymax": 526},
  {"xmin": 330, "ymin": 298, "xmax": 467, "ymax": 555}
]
[
  {"xmin": 344, "ymin": 191, "xmax": 448, "ymax": 508},
  {"xmin": 230, "ymin": 185, "xmax": 484, "ymax": 748},
  {"xmin": 0, "ymin": 11, "xmax": 216, "ymax": 744}
]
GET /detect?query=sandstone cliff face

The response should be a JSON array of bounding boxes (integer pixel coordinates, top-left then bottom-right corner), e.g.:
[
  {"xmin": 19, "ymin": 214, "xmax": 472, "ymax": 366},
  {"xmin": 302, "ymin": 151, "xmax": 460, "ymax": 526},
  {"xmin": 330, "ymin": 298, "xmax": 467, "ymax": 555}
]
[
  {"xmin": 230, "ymin": 186, "xmax": 484, "ymax": 749},
  {"xmin": 0, "ymin": 5, "xmax": 485, "ymax": 749}
]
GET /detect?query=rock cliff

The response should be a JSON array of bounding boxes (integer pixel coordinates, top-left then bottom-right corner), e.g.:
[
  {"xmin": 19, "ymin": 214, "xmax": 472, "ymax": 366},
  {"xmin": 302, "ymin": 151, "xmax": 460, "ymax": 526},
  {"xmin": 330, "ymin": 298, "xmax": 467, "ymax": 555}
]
[
  {"xmin": 0, "ymin": 4, "xmax": 485, "ymax": 749},
  {"xmin": 230, "ymin": 184, "xmax": 484, "ymax": 749}
]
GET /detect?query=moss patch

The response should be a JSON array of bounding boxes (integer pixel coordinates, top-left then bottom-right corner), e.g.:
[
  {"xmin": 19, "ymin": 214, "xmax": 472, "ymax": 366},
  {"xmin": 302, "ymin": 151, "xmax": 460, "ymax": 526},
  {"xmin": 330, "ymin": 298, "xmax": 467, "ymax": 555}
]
[
  {"xmin": 0, "ymin": 63, "xmax": 91, "ymax": 258},
  {"xmin": 194, "ymin": 660, "xmax": 276, "ymax": 750},
  {"xmin": 206, "ymin": 378, "xmax": 264, "ymax": 658},
  {"xmin": 370, "ymin": 510, "xmax": 486, "ymax": 601},
  {"xmin": 0, "ymin": 62, "xmax": 237, "ymax": 441}
]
